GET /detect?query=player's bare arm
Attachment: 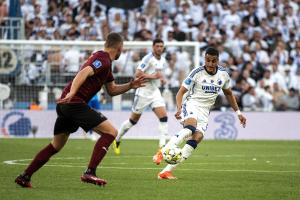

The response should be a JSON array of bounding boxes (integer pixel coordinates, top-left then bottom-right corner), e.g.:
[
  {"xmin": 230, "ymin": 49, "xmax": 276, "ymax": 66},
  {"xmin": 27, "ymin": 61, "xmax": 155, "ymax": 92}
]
[
  {"xmin": 105, "ymin": 75, "xmax": 147, "ymax": 96},
  {"xmin": 58, "ymin": 66, "xmax": 94, "ymax": 103},
  {"xmin": 135, "ymin": 69, "xmax": 162, "ymax": 80},
  {"xmin": 222, "ymin": 88, "xmax": 247, "ymax": 128},
  {"xmin": 175, "ymin": 86, "xmax": 188, "ymax": 120}
]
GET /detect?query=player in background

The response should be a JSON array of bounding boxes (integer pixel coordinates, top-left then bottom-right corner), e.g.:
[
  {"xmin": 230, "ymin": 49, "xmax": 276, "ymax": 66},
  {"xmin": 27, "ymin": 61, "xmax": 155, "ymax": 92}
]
[
  {"xmin": 153, "ymin": 47, "xmax": 247, "ymax": 179},
  {"xmin": 113, "ymin": 39, "xmax": 168, "ymax": 155},
  {"xmin": 15, "ymin": 32, "xmax": 146, "ymax": 188}
]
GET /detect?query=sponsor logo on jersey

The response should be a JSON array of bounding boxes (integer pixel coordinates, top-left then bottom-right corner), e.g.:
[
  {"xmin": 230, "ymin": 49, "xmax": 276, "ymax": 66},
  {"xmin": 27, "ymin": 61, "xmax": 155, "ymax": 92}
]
[
  {"xmin": 202, "ymin": 84, "xmax": 221, "ymax": 93},
  {"xmin": 92, "ymin": 59, "xmax": 102, "ymax": 69},
  {"xmin": 140, "ymin": 63, "xmax": 146, "ymax": 68}
]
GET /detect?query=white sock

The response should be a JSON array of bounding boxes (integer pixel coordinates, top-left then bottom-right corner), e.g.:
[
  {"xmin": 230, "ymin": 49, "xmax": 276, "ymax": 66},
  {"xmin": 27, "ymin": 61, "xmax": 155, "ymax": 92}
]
[
  {"xmin": 158, "ymin": 122, "xmax": 168, "ymax": 148},
  {"xmin": 181, "ymin": 143, "xmax": 195, "ymax": 160},
  {"xmin": 163, "ymin": 128, "xmax": 192, "ymax": 151},
  {"xmin": 116, "ymin": 120, "xmax": 134, "ymax": 142},
  {"xmin": 161, "ymin": 143, "xmax": 195, "ymax": 173}
]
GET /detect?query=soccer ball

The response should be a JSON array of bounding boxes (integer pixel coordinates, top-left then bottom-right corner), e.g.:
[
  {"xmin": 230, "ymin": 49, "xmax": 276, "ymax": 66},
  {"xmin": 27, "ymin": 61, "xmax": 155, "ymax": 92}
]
[{"xmin": 162, "ymin": 146, "xmax": 182, "ymax": 165}]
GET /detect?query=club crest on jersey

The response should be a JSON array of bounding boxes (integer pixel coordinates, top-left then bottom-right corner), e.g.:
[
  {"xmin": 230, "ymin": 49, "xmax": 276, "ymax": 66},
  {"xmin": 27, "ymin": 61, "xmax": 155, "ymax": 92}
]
[
  {"xmin": 92, "ymin": 59, "xmax": 102, "ymax": 69},
  {"xmin": 184, "ymin": 78, "xmax": 192, "ymax": 85},
  {"xmin": 217, "ymin": 79, "xmax": 222, "ymax": 85}
]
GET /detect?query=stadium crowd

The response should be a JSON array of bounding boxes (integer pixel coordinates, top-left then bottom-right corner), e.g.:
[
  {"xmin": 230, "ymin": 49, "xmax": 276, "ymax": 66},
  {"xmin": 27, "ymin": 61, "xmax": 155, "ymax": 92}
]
[{"xmin": 2, "ymin": 0, "xmax": 300, "ymax": 111}]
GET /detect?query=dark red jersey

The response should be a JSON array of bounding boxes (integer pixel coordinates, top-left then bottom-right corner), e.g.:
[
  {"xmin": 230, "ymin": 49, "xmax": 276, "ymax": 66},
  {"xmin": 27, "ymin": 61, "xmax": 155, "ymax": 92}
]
[{"xmin": 59, "ymin": 51, "xmax": 114, "ymax": 104}]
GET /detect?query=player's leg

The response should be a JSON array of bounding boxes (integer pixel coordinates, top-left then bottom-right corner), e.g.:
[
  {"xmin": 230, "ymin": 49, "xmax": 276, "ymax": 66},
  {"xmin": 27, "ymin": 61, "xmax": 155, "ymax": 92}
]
[
  {"xmin": 153, "ymin": 117, "xmax": 196, "ymax": 165},
  {"xmin": 15, "ymin": 103, "xmax": 76, "ymax": 188},
  {"xmin": 117, "ymin": 112, "xmax": 141, "ymax": 141},
  {"xmin": 158, "ymin": 129, "xmax": 203, "ymax": 180},
  {"xmin": 113, "ymin": 113, "xmax": 140, "ymax": 155},
  {"xmin": 114, "ymin": 95, "xmax": 147, "ymax": 155},
  {"xmin": 153, "ymin": 106, "xmax": 168, "ymax": 148},
  {"xmin": 15, "ymin": 133, "xmax": 69, "ymax": 188},
  {"xmin": 81, "ymin": 119, "xmax": 117, "ymax": 186}
]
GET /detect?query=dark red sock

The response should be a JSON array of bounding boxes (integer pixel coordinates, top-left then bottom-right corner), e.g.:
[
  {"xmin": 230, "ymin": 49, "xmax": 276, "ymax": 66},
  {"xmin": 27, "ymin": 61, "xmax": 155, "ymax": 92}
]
[
  {"xmin": 88, "ymin": 133, "xmax": 115, "ymax": 170},
  {"xmin": 25, "ymin": 143, "xmax": 58, "ymax": 176}
]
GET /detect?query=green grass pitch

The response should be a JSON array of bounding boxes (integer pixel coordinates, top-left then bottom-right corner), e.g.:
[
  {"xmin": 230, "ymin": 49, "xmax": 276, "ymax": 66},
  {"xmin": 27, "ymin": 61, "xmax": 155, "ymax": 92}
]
[{"xmin": 1, "ymin": 139, "xmax": 299, "ymax": 200}]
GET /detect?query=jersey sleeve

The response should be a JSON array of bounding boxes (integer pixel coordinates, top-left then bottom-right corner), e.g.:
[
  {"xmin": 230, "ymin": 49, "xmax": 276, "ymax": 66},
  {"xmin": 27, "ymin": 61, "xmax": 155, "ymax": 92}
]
[
  {"xmin": 181, "ymin": 68, "xmax": 197, "ymax": 90},
  {"xmin": 84, "ymin": 52, "xmax": 114, "ymax": 82},
  {"xmin": 105, "ymin": 70, "xmax": 114, "ymax": 83},
  {"xmin": 137, "ymin": 53, "xmax": 153, "ymax": 72},
  {"xmin": 82, "ymin": 53, "xmax": 104, "ymax": 72},
  {"xmin": 222, "ymin": 72, "xmax": 231, "ymax": 89}
]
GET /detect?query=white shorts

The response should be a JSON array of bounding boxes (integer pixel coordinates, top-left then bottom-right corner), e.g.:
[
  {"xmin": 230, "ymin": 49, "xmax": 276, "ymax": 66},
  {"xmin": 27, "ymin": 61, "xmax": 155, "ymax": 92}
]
[
  {"xmin": 132, "ymin": 94, "xmax": 165, "ymax": 114},
  {"xmin": 181, "ymin": 100, "xmax": 209, "ymax": 134}
]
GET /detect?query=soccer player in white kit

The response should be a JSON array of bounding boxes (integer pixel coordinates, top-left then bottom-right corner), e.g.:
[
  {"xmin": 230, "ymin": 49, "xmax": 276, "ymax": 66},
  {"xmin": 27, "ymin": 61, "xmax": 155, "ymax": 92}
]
[
  {"xmin": 113, "ymin": 39, "xmax": 168, "ymax": 155},
  {"xmin": 153, "ymin": 47, "xmax": 247, "ymax": 179}
]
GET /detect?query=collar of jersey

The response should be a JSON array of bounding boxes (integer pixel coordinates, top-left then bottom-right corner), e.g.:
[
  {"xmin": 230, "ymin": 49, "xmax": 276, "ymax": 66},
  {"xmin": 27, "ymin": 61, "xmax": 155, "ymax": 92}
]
[{"xmin": 204, "ymin": 66, "xmax": 218, "ymax": 76}]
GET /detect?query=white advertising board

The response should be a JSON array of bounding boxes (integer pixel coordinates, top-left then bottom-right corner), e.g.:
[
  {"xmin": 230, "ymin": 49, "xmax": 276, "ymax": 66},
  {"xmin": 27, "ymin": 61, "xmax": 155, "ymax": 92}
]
[{"xmin": 0, "ymin": 110, "xmax": 299, "ymax": 140}]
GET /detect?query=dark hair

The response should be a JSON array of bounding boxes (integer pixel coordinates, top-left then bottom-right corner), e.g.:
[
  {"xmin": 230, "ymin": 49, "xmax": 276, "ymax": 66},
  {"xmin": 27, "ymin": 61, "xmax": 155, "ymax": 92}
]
[
  {"xmin": 205, "ymin": 47, "xmax": 219, "ymax": 57},
  {"xmin": 105, "ymin": 32, "xmax": 123, "ymax": 48},
  {"xmin": 153, "ymin": 38, "xmax": 164, "ymax": 46}
]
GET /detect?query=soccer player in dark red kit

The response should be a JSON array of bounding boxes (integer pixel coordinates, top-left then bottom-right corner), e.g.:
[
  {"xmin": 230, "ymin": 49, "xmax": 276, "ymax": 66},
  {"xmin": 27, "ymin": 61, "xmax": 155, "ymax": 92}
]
[{"xmin": 15, "ymin": 32, "xmax": 146, "ymax": 188}]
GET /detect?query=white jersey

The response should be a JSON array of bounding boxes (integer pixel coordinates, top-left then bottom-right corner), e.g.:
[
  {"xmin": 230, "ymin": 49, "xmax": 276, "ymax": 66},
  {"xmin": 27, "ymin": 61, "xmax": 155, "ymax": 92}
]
[
  {"xmin": 135, "ymin": 52, "xmax": 167, "ymax": 98},
  {"xmin": 182, "ymin": 65, "xmax": 231, "ymax": 110}
]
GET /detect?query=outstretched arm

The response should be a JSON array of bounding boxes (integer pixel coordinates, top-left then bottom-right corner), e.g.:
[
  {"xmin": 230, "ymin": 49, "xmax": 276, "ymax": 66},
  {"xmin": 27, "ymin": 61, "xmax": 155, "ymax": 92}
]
[
  {"xmin": 105, "ymin": 75, "xmax": 147, "ymax": 96},
  {"xmin": 222, "ymin": 88, "xmax": 247, "ymax": 128}
]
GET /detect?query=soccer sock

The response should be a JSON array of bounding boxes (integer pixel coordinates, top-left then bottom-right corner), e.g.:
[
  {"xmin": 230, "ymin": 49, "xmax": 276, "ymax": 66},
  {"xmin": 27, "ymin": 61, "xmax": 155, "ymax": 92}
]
[
  {"xmin": 163, "ymin": 128, "xmax": 192, "ymax": 151},
  {"xmin": 24, "ymin": 143, "xmax": 58, "ymax": 177},
  {"xmin": 116, "ymin": 119, "xmax": 135, "ymax": 142},
  {"xmin": 158, "ymin": 121, "xmax": 168, "ymax": 148},
  {"xmin": 161, "ymin": 140, "xmax": 197, "ymax": 173},
  {"xmin": 87, "ymin": 133, "xmax": 115, "ymax": 172},
  {"xmin": 181, "ymin": 140, "xmax": 197, "ymax": 160}
]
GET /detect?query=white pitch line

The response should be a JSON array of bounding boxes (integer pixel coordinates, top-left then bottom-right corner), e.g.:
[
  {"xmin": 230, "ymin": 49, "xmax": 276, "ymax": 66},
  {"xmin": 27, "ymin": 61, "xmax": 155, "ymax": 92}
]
[{"xmin": 3, "ymin": 157, "xmax": 300, "ymax": 174}]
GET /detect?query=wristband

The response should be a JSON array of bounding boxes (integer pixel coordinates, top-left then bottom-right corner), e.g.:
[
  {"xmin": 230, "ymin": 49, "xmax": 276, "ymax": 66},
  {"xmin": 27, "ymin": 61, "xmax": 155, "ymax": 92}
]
[{"xmin": 236, "ymin": 110, "xmax": 242, "ymax": 115}]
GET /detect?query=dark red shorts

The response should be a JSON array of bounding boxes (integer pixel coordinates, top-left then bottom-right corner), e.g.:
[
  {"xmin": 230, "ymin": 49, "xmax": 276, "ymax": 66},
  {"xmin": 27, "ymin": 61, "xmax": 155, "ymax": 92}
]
[{"xmin": 54, "ymin": 103, "xmax": 107, "ymax": 134}]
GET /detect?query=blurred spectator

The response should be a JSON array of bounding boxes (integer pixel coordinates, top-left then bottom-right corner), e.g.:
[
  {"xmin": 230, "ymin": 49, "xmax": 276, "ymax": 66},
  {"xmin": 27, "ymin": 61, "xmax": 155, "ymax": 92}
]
[
  {"xmin": 272, "ymin": 82, "xmax": 286, "ymax": 110},
  {"xmin": 278, "ymin": 88, "xmax": 300, "ymax": 111},
  {"xmin": 242, "ymin": 86, "xmax": 260, "ymax": 111},
  {"xmin": 25, "ymin": 51, "xmax": 47, "ymax": 84},
  {"xmin": 172, "ymin": 22, "xmax": 186, "ymax": 41},
  {"xmin": 113, "ymin": 50, "xmax": 139, "ymax": 76},
  {"xmin": 0, "ymin": 0, "xmax": 7, "ymax": 37},
  {"xmin": 62, "ymin": 47, "xmax": 82, "ymax": 73},
  {"xmin": 283, "ymin": 65, "xmax": 298, "ymax": 90}
]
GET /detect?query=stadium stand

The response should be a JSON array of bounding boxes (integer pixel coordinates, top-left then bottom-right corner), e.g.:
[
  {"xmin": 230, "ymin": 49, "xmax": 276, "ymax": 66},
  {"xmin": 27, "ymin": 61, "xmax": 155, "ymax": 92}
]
[{"xmin": 0, "ymin": 0, "xmax": 300, "ymax": 111}]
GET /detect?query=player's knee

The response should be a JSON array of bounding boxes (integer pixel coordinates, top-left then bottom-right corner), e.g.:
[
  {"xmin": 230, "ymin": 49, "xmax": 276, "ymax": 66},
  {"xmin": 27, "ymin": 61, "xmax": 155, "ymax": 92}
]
[
  {"xmin": 159, "ymin": 116, "xmax": 168, "ymax": 122},
  {"xmin": 184, "ymin": 125, "xmax": 196, "ymax": 134},
  {"xmin": 194, "ymin": 132, "xmax": 204, "ymax": 143},
  {"xmin": 129, "ymin": 119, "xmax": 137, "ymax": 125},
  {"xmin": 186, "ymin": 139, "xmax": 198, "ymax": 149},
  {"xmin": 107, "ymin": 128, "xmax": 118, "ymax": 137}
]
